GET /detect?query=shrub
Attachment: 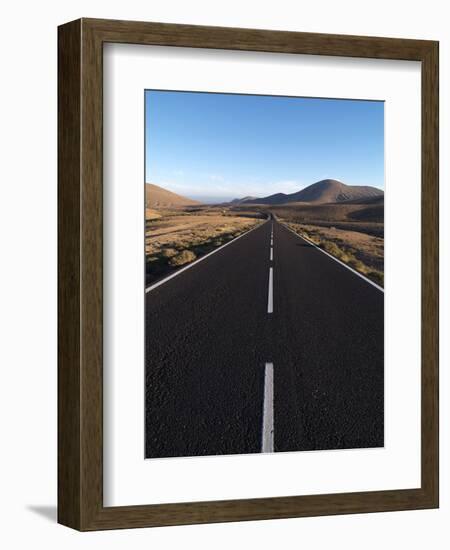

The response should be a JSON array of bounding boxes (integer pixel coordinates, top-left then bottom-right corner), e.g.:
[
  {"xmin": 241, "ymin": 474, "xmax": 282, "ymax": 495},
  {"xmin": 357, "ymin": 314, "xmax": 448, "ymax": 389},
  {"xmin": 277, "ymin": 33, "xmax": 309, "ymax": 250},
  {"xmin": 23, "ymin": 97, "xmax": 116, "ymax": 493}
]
[
  {"xmin": 161, "ymin": 248, "xmax": 178, "ymax": 259},
  {"xmin": 323, "ymin": 241, "xmax": 341, "ymax": 256},
  {"xmin": 284, "ymin": 220, "xmax": 384, "ymax": 288},
  {"xmin": 169, "ymin": 249, "xmax": 197, "ymax": 266},
  {"xmin": 368, "ymin": 270, "xmax": 384, "ymax": 285},
  {"xmin": 348, "ymin": 258, "xmax": 366, "ymax": 272}
]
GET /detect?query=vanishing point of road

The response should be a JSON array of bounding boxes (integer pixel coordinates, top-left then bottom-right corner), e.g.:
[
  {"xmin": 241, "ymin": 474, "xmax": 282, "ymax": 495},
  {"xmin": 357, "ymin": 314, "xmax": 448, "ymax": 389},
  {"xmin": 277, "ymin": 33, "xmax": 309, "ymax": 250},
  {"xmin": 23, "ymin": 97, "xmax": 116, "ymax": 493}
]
[{"xmin": 145, "ymin": 217, "xmax": 384, "ymax": 458}]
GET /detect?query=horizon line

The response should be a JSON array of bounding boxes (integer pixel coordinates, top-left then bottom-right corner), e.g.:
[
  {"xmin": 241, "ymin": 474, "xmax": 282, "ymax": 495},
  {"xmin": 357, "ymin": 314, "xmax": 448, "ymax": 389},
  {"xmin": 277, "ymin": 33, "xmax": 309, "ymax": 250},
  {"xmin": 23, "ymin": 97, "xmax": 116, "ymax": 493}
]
[{"xmin": 145, "ymin": 178, "xmax": 385, "ymax": 201}]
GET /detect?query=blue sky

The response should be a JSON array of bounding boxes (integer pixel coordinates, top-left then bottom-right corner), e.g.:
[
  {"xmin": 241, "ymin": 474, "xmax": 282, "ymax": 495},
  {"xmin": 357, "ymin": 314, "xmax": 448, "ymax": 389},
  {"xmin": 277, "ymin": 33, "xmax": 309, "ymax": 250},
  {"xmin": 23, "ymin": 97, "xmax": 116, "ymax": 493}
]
[{"xmin": 145, "ymin": 90, "xmax": 384, "ymax": 203}]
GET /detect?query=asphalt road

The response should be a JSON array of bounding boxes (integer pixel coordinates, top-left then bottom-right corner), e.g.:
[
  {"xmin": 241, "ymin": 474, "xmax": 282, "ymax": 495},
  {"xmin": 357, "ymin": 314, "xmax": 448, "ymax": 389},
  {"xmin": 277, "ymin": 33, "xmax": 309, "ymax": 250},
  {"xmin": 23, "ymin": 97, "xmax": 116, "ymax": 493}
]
[{"xmin": 145, "ymin": 218, "xmax": 384, "ymax": 458}]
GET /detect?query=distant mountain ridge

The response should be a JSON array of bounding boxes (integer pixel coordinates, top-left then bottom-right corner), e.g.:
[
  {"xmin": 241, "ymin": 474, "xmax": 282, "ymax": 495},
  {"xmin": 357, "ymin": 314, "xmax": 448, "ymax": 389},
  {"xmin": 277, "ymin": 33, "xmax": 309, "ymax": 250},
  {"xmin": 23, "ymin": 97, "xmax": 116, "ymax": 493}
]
[
  {"xmin": 229, "ymin": 196, "xmax": 258, "ymax": 205},
  {"xmin": 146, "ymin": 180, "xmax": 384, "ymax": 208},
  {"xmin": 146, "ymin": 183, "xmax": 201, "ymax": 208},
  {"xmin": 242, "ymin": 179, "xmax": 383, "ymax": 205}
]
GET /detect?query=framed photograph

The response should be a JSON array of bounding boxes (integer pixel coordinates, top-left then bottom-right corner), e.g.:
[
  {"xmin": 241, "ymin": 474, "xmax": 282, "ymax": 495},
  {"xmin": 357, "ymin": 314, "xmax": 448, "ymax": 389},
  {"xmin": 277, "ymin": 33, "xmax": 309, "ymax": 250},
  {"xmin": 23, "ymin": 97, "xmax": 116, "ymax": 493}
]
[{"xmin": 58, "ymin": 18, "xmax": 439, "ymax": 530}]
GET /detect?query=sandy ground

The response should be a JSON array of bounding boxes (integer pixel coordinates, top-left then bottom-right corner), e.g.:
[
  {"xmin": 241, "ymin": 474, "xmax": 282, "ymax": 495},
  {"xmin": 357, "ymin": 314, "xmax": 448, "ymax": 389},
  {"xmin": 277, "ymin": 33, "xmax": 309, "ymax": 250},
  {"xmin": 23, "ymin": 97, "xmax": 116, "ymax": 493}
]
[
  {"xmin": 283, "ymin": 221, "xmax": 384, "ymax": 286},
  {"xmin": 299, "ymin": 223, "xmax": 384, "ymax": 271},
  {"xmin": 145, "ymin": 211, "xmax": 263, "ymax": 282}
]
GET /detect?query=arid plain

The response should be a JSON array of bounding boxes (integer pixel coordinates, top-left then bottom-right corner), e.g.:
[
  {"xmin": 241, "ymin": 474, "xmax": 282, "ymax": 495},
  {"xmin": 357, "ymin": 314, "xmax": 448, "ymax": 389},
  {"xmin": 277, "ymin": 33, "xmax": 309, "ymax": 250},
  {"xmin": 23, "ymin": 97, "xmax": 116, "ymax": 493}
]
[{"xmin": 145, "ymin": 179, "xmax": 384, "ymax": 287}]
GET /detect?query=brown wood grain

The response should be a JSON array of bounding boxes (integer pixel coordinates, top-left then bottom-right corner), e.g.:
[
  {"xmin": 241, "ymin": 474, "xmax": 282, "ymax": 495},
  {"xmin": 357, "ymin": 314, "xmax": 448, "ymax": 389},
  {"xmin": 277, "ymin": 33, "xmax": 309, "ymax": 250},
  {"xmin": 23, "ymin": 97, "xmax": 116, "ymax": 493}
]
[
  {"xmin": 420, "ymin": 40, "xmax": 439, "ymax": 505},
  {"xmin": 58, "ymin": 18, "xmax": 439, "ymax": 531},
  {"xmin": 57, "ymin": 19, "xmax": 82, "ymax": 529}
]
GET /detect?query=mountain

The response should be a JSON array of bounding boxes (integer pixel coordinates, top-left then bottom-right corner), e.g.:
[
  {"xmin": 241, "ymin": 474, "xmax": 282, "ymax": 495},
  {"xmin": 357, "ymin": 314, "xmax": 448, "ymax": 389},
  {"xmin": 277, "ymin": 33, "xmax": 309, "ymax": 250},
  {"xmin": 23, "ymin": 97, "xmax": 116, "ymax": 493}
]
[
  {"xmin": 243, "ymin": 179, "xmax": 383, "ymax": 205},
  {"xmin": 347, "ymin": 200, "xmax": 384, "ymax": 222},
  {"xmin": 229, "ymin": 196, "xmax": 259, "ymax": 205},
  {"xmin": 246, "ymin": 192, "xmax": 290, "ymax": 205},
  {"xmin": 145, "ymin": 183, "xmax": 201, "ymax": 208},
  {"xmin": 290, "ymin": 179, "xmax": 384, "ymax": 203},
  {"xmin": 337, "ymin": 195, "xmax": 384, "ymax": 206}
]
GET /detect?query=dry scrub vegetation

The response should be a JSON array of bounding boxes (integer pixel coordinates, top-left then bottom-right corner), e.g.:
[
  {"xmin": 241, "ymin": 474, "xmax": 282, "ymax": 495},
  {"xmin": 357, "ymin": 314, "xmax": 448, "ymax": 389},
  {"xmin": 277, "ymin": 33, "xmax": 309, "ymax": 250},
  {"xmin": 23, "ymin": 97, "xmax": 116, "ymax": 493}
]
[
  {"xmin": 146, "ymin": 207, "xmax": 263, "ymax": 284},
  {"xmin": 284, "ymin": 221, "xmax": 384, "ymax": 286},
  {"xmin": 240, "ymin": 198, "xmax": 385, "ymax": 287}
]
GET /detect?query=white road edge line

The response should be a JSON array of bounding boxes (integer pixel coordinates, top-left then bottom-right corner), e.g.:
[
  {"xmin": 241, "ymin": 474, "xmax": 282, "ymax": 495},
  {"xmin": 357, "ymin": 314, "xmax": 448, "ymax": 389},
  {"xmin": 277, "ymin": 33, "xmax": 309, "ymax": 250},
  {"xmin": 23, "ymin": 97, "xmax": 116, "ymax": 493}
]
[
  {"xmin": 281, "ymin": 223, "xmax": 384, "ymax": 293},
  {"xmin": 262, "ymin": 362, "xmax": 274, "ymax": 453},
  {"xmin": 146, "ymin": 220, "xmax": 267, "ymax": 293},
  {"xmin": 267, "ymin": 267, "xmax": 273, "ymax": 313}
]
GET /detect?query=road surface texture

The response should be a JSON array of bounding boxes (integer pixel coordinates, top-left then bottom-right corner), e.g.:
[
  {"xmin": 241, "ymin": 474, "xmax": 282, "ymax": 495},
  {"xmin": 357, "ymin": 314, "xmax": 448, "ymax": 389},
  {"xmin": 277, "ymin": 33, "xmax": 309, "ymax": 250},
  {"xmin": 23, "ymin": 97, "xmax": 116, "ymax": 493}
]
[{"xmin": 145, "ymin": 218, "xmax": 384, "ymax": 458}]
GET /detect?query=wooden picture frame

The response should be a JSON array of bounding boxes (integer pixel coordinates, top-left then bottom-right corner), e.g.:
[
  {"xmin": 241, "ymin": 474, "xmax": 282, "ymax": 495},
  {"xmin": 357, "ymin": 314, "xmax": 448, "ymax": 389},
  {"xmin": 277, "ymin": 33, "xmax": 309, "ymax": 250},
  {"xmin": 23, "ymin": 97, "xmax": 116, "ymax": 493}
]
[{"xmin": 58, "ymin": 18, "xmax": 439, "ymax": 530}]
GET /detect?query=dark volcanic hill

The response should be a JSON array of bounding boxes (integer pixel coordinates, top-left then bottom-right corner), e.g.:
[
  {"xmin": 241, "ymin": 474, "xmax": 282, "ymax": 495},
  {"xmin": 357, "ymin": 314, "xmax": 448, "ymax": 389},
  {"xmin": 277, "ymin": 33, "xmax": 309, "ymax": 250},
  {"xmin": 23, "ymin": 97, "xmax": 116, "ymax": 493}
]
[
  {"xmin": 243, "ymin": 179, "xmax": 383, "ymax": 205},
  {"xmin": 245, "ymin": 192, "xmax": 290, "ymax": 205},
  {"xmin": 229, "ymin": 196, "xmax": 259, "ymax": 205}
]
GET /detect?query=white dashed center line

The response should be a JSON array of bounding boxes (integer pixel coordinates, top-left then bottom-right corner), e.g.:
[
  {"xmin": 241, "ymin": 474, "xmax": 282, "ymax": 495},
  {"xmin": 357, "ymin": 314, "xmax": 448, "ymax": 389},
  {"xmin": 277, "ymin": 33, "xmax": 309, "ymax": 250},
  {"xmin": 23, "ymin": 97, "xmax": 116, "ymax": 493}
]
[
  {"xmin": 262, "ymin": 224, "xmax": 275, "ymax": 453},
  {"xmin": 262, "ymin": 362, "xmax": 274, "ymax": 453},
  {"xmin": 267, "ymin": 267, "xmax": 273, "ymax": 313}
]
